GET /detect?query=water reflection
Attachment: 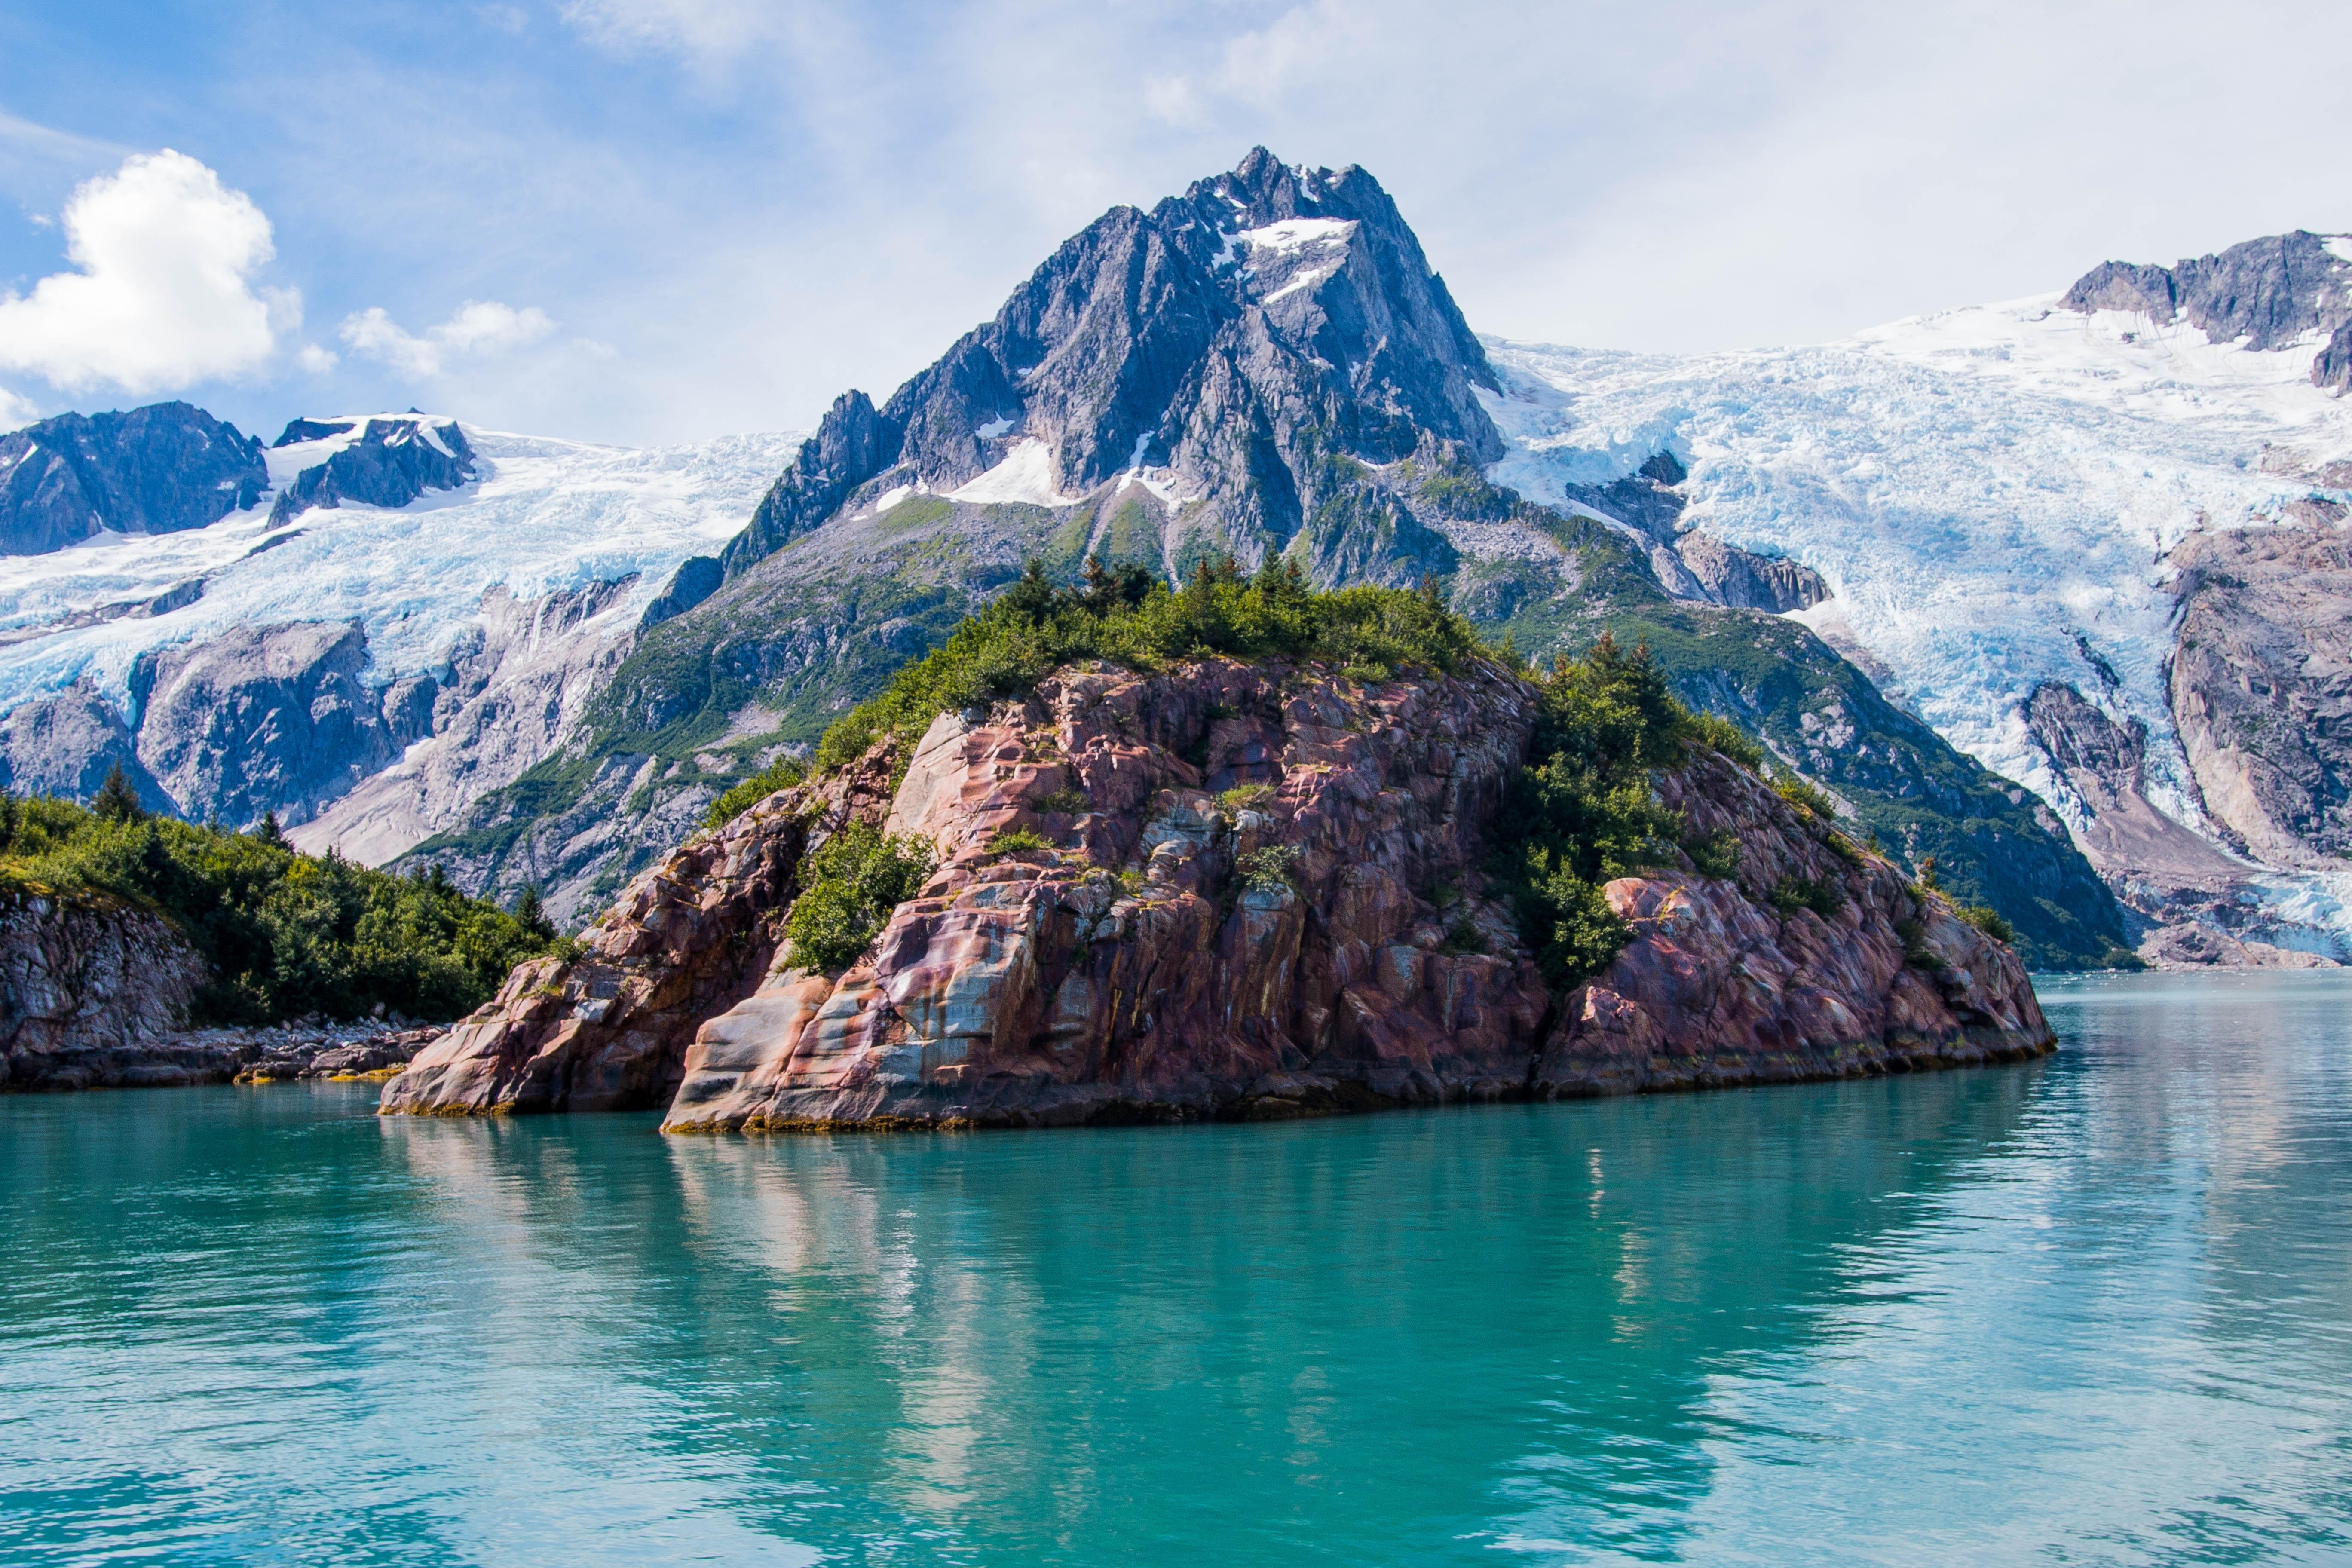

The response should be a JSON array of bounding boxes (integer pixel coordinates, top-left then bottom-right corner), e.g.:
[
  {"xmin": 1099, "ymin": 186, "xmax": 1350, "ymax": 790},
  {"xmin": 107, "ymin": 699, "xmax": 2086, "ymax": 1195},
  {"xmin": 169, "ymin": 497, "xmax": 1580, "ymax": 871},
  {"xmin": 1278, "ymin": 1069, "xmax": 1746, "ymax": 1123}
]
[{"xmin": 4, "ymin": 973, "xmax": 2350, "ymax": 1565}]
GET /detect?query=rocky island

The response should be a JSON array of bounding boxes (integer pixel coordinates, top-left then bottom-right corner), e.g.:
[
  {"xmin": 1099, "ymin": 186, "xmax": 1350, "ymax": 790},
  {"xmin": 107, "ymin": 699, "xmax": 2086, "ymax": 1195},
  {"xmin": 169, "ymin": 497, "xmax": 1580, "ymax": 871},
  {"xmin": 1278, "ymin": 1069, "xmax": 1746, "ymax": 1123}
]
[{"xmin": 381, "ymin": 567, "xmax": 2051, "ymax": 1128}]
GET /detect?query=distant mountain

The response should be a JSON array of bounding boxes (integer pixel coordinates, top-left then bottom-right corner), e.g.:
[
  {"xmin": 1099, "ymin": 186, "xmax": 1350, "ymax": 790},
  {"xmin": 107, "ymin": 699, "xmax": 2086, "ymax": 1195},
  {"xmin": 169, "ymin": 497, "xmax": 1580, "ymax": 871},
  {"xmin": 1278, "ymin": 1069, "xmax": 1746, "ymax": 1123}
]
[
  {"xmin": 0, "ymin": 413, "xmax": 800, "ymax": 848},
  {"xmin": 0, "ymin": 402, "xmax": 263, "ymax": 555},
  {"xmin": 408, "ymin": 149, "xmax": 2122, "ymax": 967},
  {"xmin": 1488, "ymin": 227, "xmax": 2352, "ymax": 965}
]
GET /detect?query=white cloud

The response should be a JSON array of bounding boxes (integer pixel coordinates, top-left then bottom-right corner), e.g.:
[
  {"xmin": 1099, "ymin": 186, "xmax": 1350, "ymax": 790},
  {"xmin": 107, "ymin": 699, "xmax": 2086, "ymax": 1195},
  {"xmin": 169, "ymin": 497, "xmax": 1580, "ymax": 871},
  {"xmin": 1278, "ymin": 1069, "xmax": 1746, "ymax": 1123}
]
[
  {"xmin": 340, "ymin": 300, "xmax": 557, "ymax": 379},
  {"xmin": 0, "ymin": 385, "xmax": 39, "ymax": 430},
  {"xmin": 296, "ymin": 343, "xmax": 338, "ymax": 374},
  {"xmin": 0, "ymin": 149, "xmax": 284, "ymax": 394}
]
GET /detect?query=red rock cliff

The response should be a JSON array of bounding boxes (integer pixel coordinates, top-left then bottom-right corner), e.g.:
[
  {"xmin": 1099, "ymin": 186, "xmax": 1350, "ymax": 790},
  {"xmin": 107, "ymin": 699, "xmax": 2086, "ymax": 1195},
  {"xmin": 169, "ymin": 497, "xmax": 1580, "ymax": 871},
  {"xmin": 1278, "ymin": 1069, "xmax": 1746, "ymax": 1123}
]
[{"xmin": 379, "ymin": 658, "xmax": 2053, "ymax": 1126}]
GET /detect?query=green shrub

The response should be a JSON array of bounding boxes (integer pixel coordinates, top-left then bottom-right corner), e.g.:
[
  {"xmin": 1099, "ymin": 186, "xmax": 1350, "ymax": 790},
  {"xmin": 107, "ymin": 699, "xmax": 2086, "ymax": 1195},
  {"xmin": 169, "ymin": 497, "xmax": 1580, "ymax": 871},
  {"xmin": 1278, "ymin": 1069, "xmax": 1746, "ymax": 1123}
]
[
  {"xmin": 1032, "ymin": 786, "xmax": 1091, "ymax": 816},
  {"xmin": 1440, "ymin": 915, "xmax": 1486, "ymax": 956},
  {"xmin": 1772, "ymin": 774, "xmax": 1840, "ymax": 821},
  {"xmin": 1238, "ymin": 843, "xmax": 1302, "ymax": 893},
  {"xmin": 0, "ymin": 794, "xmax": 562, "ymax": 1025},
  {"xmin": 1686, "ymin": 711, "xmax": 1764, "ymax": 770},
  {"xmin": 1682, "ymin": 827, "xmax": 1741, "ymax": 880},
  {"xmin": 704, "ymin": 754, "xmax": 806, "ymax": 830},
  {"xmin": 1896, "ymin": 916, "xmax": 1948, "ymax": 974},
  {"xmin": 1768, "ymin": 876, "xmax": 1844, "ymax": 919},
  {"xmin": 1486, "ymin": 634, "xmax": 1724, "ymax": 986},
  {"xmin": 989, "ymin": 826, "xmax": 1053, "ymax": 856},
  {"xmin": 1823, "ymin": 830, "xmax": 1864, "ymax": 864},
  {"xmin": 815, "ymin": 555, "xmax": 1482, "ymax": 775},
  {"xmin": 1217, "ymin": 784, "xmax": 1275, "ymax": 815},
  {"xmin": 783, "ymin": 822, "xmax": 935, "ymax": 974},
  {"xmin": 1958, "ymin": 903, "xmax": 2015, "ymax": 943}
]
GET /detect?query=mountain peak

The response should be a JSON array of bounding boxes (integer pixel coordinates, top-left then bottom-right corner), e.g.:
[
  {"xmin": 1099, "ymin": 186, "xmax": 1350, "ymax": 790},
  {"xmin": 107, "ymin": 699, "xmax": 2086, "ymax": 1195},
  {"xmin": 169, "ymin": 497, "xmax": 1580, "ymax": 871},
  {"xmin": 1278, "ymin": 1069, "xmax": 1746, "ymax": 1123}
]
[
  {"xmin": 2062, "ymin": 229, "xmax": 2352, "ymax": 388},
  {"xmin": 720, "ymin": 152, "xmax": 1501, "ymax": 578}
]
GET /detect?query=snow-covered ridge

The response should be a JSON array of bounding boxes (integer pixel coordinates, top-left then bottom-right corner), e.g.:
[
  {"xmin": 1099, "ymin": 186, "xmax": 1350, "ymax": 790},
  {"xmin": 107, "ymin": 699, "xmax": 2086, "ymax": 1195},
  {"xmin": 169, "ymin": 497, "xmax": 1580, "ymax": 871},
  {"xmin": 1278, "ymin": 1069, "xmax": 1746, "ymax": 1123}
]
[{"xmin": 0, "ymin": 422, "xmax": 805, "ymax": 714}]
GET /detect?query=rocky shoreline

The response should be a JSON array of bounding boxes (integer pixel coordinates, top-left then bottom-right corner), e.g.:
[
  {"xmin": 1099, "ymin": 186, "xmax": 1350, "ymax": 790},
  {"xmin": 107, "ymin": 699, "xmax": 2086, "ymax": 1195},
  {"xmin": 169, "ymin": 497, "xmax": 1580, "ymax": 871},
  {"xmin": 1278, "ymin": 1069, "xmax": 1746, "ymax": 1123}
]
[{"xmin": 7, "ymin": 1020, "xmax": 441, "ymax": 1092}]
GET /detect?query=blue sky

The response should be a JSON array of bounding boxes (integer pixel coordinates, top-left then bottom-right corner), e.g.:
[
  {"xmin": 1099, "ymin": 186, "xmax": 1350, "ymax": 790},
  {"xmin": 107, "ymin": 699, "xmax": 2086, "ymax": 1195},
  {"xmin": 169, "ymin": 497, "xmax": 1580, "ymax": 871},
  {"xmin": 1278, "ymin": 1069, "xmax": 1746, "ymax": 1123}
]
[{"xmin": 3, "ymin": 0, "xmax": 2349, "ymax": 447}]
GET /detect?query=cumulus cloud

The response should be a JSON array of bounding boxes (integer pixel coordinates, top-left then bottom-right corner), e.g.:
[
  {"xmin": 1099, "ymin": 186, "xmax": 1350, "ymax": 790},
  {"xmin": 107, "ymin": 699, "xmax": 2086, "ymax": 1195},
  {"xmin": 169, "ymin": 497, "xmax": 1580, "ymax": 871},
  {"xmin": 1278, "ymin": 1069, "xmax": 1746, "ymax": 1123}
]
[
  {"xmin": 340, "ymin": 300, "xmax": 557, "ymax": 379},
  {"xmin": 0, "ymin": 149, "xmax": 285, "ymax": 394},
  {"xmin": 0, "ymin": 385, "xmax": 39, "ymax": 430}
]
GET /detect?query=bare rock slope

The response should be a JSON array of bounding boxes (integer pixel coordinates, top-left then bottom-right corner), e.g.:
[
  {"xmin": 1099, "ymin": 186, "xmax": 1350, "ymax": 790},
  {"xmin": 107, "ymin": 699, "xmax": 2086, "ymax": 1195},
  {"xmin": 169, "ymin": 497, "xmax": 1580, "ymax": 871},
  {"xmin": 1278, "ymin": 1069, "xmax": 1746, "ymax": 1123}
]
[{"xmin": 382, "ymin": 660, "xmax": 2050, "ymax": 1128}]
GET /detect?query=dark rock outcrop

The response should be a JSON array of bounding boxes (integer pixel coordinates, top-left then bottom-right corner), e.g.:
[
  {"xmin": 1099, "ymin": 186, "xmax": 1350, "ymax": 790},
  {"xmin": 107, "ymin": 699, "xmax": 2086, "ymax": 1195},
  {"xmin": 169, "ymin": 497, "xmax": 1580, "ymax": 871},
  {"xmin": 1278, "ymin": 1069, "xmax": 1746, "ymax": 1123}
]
[
  {"xmin": 2062, "ymin": 229, "xmax": 2352, "ymax": 394},
  {"xmin": 0, "ymin": 686, "xmax": 168, "ymax": 809},
  {"xmin": 640, "ymin": 555, "xmax": 723, "ymax": 628},
  {"xmin": 1673, "ymin": 532, "xmax": 1831, "ymax": 612},
  {"xmin": 0, "ymin": 891, "xmax": 207, "ymax": 1089},
  {"xmin": 268, "ymin": 416, "xmax": 475, "ymax": 524},
  {"xmin": 381, "ymin": 660, "xmax": 2051, "ymax": 1126},
  {"xmin": 2317, "ymin": 322, "xmax": 2352, "ymax": 395},
  {"xmin": 0, "ymin": 402, "xmax": 264, "ymax": 555},
  {"xmin": 2061, "ymin": 230, "xmax": 2352, "ymax": 352}
]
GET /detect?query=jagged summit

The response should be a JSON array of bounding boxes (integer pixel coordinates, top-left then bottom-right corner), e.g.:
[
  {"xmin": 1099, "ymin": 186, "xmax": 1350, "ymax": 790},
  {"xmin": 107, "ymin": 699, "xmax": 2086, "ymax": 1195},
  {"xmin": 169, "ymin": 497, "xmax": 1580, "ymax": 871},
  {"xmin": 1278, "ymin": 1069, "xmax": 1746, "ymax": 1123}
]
[
  {"xmin": 721, "ymin": 148, "xmax": 1500, "ymax": 576},
  {"xmin": 0, "ymin": 403, "xmax": 264, "ymax": 555},
  {"xmin": 264, "ymin": 412, "xmax": 474, "ymax": 523},
  {"xmin": 2061, "ymin": 228, "xmax": 2352, "ymax": 390}
]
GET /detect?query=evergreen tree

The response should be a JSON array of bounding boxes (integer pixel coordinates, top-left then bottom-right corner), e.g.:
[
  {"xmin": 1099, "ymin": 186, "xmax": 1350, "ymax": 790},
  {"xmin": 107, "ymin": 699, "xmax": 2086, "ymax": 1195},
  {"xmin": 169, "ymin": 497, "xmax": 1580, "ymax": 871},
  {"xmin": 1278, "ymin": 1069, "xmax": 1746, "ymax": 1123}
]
[
  {"xmin": 254, "ymin": 810, "xmax": 289, "ymax": 849},
  {"xmin": 93, "ymin": 761, "xmax": 144, "ymax": 824},
  {"xmin": 512, "ymin": 883, "xmax": 554, "ymax": 940}
]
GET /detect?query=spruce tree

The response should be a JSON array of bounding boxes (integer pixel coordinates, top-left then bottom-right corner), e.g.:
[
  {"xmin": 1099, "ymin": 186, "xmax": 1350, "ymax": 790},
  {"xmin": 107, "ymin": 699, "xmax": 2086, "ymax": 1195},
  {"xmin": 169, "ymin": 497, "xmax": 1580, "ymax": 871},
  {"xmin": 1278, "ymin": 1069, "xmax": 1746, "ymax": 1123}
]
[
  {"xmin": 254, "ymin": 810, "xmax": 289, "ymax": 849},
  {"xmin": 513, "ymin": 883, "xmax": 554, "ymax": 940},
  {"xmin": 93, "ymin": 761, "xmax": 144, "ymax": 824}
]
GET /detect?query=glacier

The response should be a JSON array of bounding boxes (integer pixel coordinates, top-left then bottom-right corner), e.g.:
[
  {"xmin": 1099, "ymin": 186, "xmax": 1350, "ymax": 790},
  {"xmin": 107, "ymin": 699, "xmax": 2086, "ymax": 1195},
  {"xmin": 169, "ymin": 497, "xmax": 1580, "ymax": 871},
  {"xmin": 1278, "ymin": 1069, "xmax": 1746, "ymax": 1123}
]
[
  {"xmin": 1485, "ymin": 288, "xmax": 2352, "ymax": 954},
  {"xmin": 0, "ymin": 418, "xmax": 805, "ymax": 717}
]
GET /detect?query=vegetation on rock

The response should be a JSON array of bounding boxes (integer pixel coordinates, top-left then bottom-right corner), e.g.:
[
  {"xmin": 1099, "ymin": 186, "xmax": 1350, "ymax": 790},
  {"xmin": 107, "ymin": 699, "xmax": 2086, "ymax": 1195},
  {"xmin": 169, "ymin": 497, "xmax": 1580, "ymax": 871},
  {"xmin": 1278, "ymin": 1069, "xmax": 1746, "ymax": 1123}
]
[
  {"xmin": 704, "ymin": 754, "xmax": 806, "ymax": 830},
  {"xmin": 1486, "ymin": 634, "xmax": 1741, "ymax": 986},
  {"xmin": 0, "ymin": 792, "xmax": 565, "ymax": 1025},
  {"xmin": 783, "ymin": 821, "xmax": 935, "ymax": 974},
  {"xmin": 814, "ymin": 554, "xmax": 1480, "ymax": 773}
]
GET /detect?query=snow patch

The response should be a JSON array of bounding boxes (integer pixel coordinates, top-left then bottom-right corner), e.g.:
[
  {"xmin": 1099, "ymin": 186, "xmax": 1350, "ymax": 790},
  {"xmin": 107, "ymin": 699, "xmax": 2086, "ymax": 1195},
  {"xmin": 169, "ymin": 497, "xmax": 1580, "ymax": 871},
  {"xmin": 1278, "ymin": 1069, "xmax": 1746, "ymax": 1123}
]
[
  {"xmin": 974, "ymin": 416, "xmax": 1014, "ymax": 441},
  {"xmin": 1237, "ymin": 217, "xmax": 1356, "ymax": 254},
  {"xmin": 946, "ymin": 438, "xmax": 1081, "ymax": 507},
  {"xmin": 2326, "ymin": 235, "xmax": 2352, "ymax": 266}
]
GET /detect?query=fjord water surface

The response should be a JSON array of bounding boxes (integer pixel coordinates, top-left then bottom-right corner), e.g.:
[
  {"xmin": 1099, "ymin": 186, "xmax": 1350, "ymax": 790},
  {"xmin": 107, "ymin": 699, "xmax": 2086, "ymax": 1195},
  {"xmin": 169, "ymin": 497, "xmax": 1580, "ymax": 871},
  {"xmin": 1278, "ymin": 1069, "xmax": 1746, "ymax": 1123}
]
[{"xmin": 5, "ymin": 972, "xmax": 2350, "ymax": 1565}]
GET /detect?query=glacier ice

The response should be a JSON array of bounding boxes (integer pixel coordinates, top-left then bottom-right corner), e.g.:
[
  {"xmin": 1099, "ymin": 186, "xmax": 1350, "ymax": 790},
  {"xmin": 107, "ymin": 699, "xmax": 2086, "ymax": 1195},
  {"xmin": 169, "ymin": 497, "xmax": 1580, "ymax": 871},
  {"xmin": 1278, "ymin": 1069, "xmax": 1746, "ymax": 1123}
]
[
  {"xmin": 1485, "ymin": 293, "xmax": 2352, "ymax": 949},
  {"xmin": 0, "ymin": 420, "xmax": 804, "ymax": 717}
]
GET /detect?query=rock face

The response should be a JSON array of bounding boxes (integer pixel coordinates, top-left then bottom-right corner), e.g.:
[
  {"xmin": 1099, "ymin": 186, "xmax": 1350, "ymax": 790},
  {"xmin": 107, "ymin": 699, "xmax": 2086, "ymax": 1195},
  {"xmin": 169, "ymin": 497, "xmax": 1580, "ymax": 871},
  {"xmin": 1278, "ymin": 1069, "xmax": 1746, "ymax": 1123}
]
[
  {"xmin": 380, "ymin": 662, "xmax": 2052, "ymax": 1128},
  {"xmin": 129, "ymin": 620, "xmax": 434, "ymax": 830},
  {"xmin": 0, "ymin": 402, "xmax": 265, "ymax": 555},
  {"xmin": 268, "ymin": 416, "xmax": 475, "ymax": 523},
  {"xmin": 2166, "ymin": 515, "xmax": 2352, "ymax": 867},
  {"xmin": 0, "ymin": 892, "xmax": 208, "ymax": 1089},
  {"xmin": 1540, "ymin": 754, "xmax": 2049, "ymax": 1092},
  {"xmin": 2063, "ymin": 230, "xmax": 2352, "ymax": 354},
  {"xmin": 291, "ymin": 577, "xmax": 645, "ymax": 875}
]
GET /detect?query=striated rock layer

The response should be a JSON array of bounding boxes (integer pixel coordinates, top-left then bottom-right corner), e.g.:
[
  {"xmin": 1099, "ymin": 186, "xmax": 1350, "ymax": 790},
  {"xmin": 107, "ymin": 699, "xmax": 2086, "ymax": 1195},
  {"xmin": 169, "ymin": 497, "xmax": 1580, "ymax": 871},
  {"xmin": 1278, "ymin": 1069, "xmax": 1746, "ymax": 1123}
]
[
  {"xmin": 381, "ymin": 660, "xmax": 2053, "ymax": 1130},
  {"xmin": 0, "ymin": 892, "xmax": 207, "ymax": 1089}
]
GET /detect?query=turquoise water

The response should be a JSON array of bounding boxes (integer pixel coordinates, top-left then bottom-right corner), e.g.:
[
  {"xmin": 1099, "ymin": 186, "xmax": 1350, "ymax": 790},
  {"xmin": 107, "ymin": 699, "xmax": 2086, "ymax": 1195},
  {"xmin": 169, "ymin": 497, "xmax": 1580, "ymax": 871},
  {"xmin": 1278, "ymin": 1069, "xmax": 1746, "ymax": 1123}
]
[{"xmin": 4, "ymin": 973, "xmax": 2351, "ymax": 1565}]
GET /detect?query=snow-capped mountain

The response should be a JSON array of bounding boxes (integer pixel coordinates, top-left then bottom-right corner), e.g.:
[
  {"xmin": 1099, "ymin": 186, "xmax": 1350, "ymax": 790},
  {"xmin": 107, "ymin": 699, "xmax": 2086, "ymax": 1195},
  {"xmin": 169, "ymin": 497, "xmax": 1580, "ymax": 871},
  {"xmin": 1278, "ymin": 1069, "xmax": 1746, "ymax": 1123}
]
[
  {"xmin": 1488, "ymin": 230, "xmax": 2352, "ymax": 962},
  {"xmin": 8, "ymin": 150, "xmax": 2321, "ymax": 969},
  {"xmin": 0, "ymin": 413, "xmax": 802, "ymax": 848},
  {"xmin": 415, "ymin": 150, "xmax": 2115, "ymax": 960}
]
